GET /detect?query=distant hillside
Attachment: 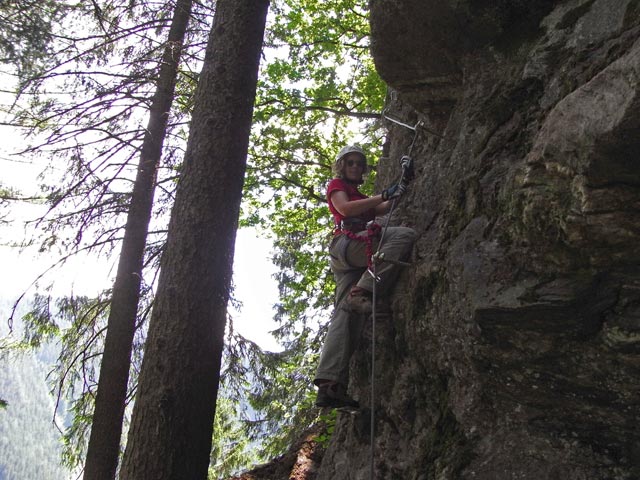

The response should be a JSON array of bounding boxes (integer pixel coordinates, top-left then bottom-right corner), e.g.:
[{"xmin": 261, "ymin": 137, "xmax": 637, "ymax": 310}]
[{"xmin": 0, "ymin": 300, "xmax": 74, "ymax": 480}]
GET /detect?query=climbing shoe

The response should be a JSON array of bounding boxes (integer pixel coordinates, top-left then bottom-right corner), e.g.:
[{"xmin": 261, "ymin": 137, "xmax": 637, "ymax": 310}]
[
  {"xmin": 346, "ymin": 287, "xmax": 373, "ymax": 314},
  {"xmin": 346, "ymin": 286, "xmax": 391, "ymax": 315},
  {"xmin": 315, "ymin": 382, "xmax": 359, "ymax": 409}
]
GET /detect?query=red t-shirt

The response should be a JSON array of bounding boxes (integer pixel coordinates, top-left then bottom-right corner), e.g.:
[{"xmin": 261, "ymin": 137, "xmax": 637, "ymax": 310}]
[{"xmin": 327, "ymin": 178, "xmax": 375, "ymax": 227}]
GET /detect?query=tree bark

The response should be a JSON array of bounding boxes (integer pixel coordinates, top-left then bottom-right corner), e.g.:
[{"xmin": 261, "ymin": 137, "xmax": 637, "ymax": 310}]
[
  {"xmin": 119, "ymin": 0, "xmax": 270, "ymax": 478},
  {"xmin": 83, "ymin": 1, "xmax": 193, "ymax": 478}
]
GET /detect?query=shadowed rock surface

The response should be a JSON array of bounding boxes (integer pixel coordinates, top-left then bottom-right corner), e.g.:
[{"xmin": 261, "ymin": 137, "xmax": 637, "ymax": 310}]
[
  {"xmin": 228, "ymin": 2, "xmax": 640, "ymax": 479},
  {"xmin": 227, "ymin": 425, "xmax": 326, "ymax": 480},
  {"xmin": 316, "ymin": 1, "xmax": 640, "ymax": 479}
]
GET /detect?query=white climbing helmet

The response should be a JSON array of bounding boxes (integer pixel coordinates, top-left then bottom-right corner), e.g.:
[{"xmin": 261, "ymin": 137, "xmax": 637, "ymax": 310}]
[
  {"xmin": 335, "ymin": 144, "xmax": 366, "ymax": 163},
  {"xmin": 333, "ymin": 144, "xmax": 368, "ymax": 179}
]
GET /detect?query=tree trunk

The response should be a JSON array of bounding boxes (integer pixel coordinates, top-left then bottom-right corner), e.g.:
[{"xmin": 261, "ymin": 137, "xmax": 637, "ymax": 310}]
[
  {"xmin": 83, "ymin": 1, "xmax": 193, "ymax": 478},
  {"xmin": 119, "ymin": 0, "xmax": 269, "ymax": 478}
]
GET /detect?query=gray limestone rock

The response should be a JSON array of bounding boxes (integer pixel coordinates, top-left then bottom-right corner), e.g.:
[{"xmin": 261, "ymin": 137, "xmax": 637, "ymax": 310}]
[{"xmin": 317, "ymin": 1, "xmax": 640, "ymax": 479}]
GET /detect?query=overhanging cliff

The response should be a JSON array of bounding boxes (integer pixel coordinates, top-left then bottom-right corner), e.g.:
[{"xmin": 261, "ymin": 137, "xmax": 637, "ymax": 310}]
[{"xmin": 317, "ymin": 1, "xmax": 640, "ymax": 479}]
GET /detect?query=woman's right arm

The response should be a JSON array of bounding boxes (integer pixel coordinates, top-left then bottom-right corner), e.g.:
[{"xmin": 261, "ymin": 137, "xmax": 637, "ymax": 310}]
[{"xmin": 331, "ymin": 190, "xmax": 385, "ymax": 218}]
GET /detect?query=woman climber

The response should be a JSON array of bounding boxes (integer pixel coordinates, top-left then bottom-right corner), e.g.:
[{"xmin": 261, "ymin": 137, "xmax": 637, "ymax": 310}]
[{"xmin": 314, "ymin": 144, "xmax": 417, "ymax": 409}]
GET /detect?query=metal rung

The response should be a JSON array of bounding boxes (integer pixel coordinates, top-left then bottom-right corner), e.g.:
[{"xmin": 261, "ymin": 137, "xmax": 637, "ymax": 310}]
[{"xmin": 371, "ymin": 252, "xmax": 411, "ymax": 268}]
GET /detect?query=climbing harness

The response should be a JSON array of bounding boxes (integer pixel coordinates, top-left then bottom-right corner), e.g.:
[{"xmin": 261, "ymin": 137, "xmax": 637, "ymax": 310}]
[
  {"xmin": 338, "ymin": 221, "xmax": 382, "ymax": 270},
  {"xmin": 367, "ymin": 112, "xmax": 420, "ymax": 480}
]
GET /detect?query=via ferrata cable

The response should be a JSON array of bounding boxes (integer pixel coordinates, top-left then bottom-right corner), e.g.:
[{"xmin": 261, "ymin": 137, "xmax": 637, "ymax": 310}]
[{"xmin": 367, "ymin": 123, "xmax": 419, "ymax": 480}]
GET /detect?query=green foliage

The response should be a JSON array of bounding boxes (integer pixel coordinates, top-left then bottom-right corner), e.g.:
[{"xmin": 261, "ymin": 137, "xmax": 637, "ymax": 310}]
[
  {"xmin": 245, "ymin": 0, "xmax": 386, "ymax": 231},
  {"xmin": 61, "ymin": 389, "xmax": 95, "ymax": 471},
  {"xmin": 12, "ymin": 289, "xmax": 153, "ymax": 470},
  {"xmin": 3, "ymin": 289, "xmax": 151, "ymax": 472},
  {"xmin": 1, "ymin": 0, "xmax": 209, "ymax": 472},
  {"xmin": 208, "ymin": 396, "xmax": 258, "ymax": 479},
  {"xmin": 237, "ymin": 0, "xmax": 387, "ymax": 460},
  {"xmin": 0, "ymin": 0, "xmax": 66, "ymax": 79},
  {"xmin": 0, "ymin": 343, "xmax": 73, "ymax": 479},
  {"xmin": 3, "ymin": 0, "xmax": 389, "ymax": 472},
  {"xmin": 19, "ymin": 293, "xmax": 111, "ymax": 468},
  {"xmin": 21, "ymin": 293, "xmax": 60, "ymax": 348},
  {"xmin": 0, "ymin": 184, "xmax": 25, "ymax": 226},
  {"xmin": 314, "ymin": 409, "xmax": 337, "ymax": 447},
  {"xmin": 218, "ymin": 330, "xmax": 316, "ymax": 462},
  {"xmin": 7, "ymin": 0, "xmax": 213, "ymax": 266}
]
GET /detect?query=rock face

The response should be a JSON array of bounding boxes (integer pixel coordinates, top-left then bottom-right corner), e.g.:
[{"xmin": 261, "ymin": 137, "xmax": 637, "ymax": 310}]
[{"xmin": 318, "ymin": 1, "xmax": 640, "ymax": 479}]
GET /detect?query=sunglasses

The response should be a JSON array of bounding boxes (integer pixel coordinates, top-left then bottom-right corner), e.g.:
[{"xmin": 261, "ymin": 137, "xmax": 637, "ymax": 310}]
[{"xmin": 346, "ymin": 159, "xmax": 366, "ymax": 168}]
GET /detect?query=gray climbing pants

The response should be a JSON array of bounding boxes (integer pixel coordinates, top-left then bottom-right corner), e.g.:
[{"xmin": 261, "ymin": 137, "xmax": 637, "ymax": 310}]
[{"xmin": 314, "ymin": 226, "xmax": 416, "ymax": 386}]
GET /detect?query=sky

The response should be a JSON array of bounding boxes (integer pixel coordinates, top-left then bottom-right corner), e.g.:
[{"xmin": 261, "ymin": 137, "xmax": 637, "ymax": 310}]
[
  {"xmin": 0, "ymin": 121, "xmax": 281, "ymax": 352},
  {"xmin": 0, "ymin": 228, "xmax": 281, "ymax": 352},
  {"xmin": 0, "ymin": 132, "xmax": 281, "ymax": 480},
  {"xmin": 230, "ymin": 229, "xmax": 281, "ymax": 351}
]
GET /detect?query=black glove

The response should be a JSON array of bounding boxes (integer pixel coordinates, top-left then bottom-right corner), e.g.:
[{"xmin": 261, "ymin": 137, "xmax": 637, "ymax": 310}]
[
  {"xmin": 381, "ymin": 182, "xmax": 407, "ymax": 201},
  {"xmin": 400, "ymin": 155, "xmax": 414, "ymax": 182}
]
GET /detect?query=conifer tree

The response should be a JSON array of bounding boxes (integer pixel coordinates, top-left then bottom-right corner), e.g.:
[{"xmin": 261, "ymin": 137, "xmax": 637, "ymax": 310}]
[
  {"xmin": 2, "ymin": 0, "xmax": 213, "ymax": 468},
  {"xmin": 233, "ymin": 0, "xmax": 386, "ymax": 459},
  {"xmin": 2, "ymin": 0, "xmax": 385, "ymax": 471},
  {"xmin": 120, "ymin": 0, "xmax": 269, "ymax": 477},
  {"xmin": 82, "ymin": 1, "xmax": 194, "ymax": 478},
  {"xmin": 0, "ymin": 0, "xmax": 65, "ymax": 79}
]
